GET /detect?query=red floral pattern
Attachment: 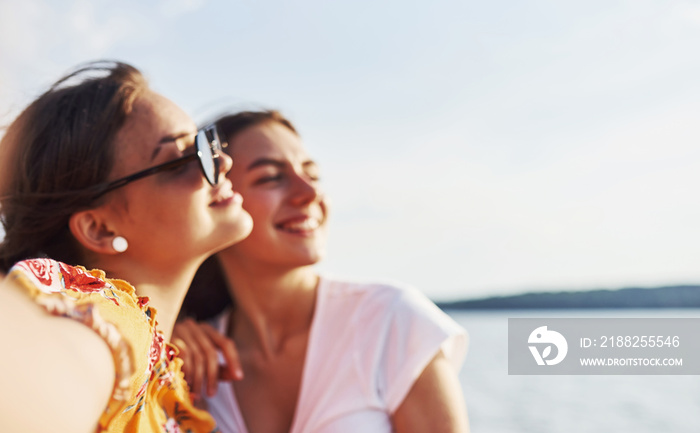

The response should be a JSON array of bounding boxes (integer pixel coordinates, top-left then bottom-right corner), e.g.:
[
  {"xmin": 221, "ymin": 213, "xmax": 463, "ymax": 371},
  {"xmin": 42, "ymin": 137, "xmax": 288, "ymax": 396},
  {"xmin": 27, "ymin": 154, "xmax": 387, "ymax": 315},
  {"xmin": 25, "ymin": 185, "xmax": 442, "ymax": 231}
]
[
  {"xmin": 58, "ymin": 262, "xmax": 107, "ymax": 293},
  {"xmin": 148, "ymin": 332, "xmax": 165, "ymax": 377},
  {"xmin": 25, "ymin": 258, "xmax": 55, "ymax": 286},
  {"xmin": 10, "ymin": 258, "xmax": 219, "ymax": 433},
  {"xmin": 163, "ymin": 418, "xmax": 183, "ymax": 433},
  {"xmin": 165, "ymin": 345, "xmax": 177, "ymax": 363}
]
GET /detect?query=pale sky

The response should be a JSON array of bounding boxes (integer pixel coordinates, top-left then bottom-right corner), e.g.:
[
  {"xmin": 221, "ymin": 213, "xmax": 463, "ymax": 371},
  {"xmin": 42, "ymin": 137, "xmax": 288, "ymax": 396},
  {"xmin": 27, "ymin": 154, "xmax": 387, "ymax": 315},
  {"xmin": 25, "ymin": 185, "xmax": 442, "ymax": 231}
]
[{"xmin": 2, "ymin": 0, "xmax": 700, "ymax": 301}]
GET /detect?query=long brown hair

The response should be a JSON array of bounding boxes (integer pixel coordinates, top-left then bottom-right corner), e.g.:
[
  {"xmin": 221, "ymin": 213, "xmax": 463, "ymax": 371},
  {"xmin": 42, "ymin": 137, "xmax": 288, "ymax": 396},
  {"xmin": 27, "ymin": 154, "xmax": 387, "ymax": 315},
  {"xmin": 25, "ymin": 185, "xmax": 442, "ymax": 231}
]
[
  {"xmin": 180, "ymin": 110, "xmax": 299, "ymax": 320},
  {"xmin": 0, "ymin": 61, "xmax": 147, "ymax": 272},
  {"xmin": 216, "ymin": 110, "xmax": 297, "ymax": 146}
]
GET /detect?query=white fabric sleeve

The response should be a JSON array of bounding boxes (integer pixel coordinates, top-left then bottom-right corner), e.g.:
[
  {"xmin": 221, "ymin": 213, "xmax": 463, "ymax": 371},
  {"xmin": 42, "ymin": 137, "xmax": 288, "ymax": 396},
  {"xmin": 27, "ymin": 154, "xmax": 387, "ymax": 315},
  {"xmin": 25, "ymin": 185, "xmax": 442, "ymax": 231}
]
[{"xmin": 378, "ymin": 285, "xmax": 468, "ymax": 413}]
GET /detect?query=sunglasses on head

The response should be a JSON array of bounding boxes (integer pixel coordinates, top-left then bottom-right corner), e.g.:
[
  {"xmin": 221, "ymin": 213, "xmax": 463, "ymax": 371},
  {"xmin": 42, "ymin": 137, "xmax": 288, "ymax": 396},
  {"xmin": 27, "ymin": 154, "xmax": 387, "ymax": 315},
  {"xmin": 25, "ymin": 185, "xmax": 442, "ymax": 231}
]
[{"xmin": 93, "ymin": 124, "xmax": 223, "ymax": 199}]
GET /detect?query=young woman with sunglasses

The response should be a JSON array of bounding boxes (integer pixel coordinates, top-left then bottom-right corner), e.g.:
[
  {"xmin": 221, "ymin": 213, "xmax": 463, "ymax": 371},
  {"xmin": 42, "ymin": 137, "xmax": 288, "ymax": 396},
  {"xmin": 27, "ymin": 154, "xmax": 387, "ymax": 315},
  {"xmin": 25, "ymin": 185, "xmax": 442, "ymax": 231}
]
[
  {"xmin": 173, "ymin": 111, "xmax": 470, "ymax": 433},
  {"xmin": 0, "ymin": 61, "xmax": 252, "ymax": 433}
]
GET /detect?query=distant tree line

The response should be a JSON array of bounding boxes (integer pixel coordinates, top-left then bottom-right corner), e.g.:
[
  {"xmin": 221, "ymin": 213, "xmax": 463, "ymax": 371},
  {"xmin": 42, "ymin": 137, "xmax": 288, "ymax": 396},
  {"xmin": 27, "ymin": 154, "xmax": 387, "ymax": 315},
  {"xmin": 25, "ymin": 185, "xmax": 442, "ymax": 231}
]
[{"xmin": 436, "ymin": 285, "xmax": 700, "ymax": 310}]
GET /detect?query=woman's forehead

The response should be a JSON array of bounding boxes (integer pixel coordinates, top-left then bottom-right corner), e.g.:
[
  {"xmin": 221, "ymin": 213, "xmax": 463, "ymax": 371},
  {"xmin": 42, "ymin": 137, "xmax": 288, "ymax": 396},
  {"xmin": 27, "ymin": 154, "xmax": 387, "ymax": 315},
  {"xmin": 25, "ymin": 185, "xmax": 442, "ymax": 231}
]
[
  {"xmin": 229, "ymin": 122, "xmax": 308, "ymax": 161},
  {"xmin": 132, "ymin": 91, "xmax": 194, "ymax": 134},
  {"xmin": 119, "ymin": 93, "xmax": 193, "ymax": 146},
  {"xmin": 110, "ymin": 91, "xmax": 196, "ymax": 175}
]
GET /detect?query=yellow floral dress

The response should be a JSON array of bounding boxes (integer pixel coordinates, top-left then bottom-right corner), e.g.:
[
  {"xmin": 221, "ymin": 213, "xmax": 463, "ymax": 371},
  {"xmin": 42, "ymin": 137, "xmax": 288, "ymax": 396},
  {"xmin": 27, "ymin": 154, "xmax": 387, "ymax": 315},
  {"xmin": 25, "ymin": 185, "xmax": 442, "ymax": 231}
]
[{"xmin": 8, "ymin": 258, "xmax": 219, "ymax": 433}]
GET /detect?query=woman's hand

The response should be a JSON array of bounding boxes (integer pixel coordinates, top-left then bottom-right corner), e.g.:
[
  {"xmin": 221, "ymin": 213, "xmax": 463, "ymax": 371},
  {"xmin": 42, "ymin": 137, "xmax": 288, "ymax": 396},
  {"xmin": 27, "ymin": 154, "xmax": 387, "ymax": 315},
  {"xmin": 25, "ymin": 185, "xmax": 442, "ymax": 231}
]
[{"xmin": 172, "ymin": 318, "xmax": 243, "ymax": 398}]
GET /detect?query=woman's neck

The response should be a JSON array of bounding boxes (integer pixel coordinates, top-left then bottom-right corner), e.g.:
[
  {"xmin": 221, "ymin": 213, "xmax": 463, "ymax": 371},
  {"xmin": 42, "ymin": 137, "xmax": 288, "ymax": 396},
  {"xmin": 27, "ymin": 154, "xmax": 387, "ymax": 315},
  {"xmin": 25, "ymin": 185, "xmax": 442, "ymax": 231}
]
[
  {"xmin": 91, "ymin": 257, "xmax": 200, "ymax": 341},
  {"xmin": 217, "ymin": 255, "xmax": 319, "ymax": 356}
]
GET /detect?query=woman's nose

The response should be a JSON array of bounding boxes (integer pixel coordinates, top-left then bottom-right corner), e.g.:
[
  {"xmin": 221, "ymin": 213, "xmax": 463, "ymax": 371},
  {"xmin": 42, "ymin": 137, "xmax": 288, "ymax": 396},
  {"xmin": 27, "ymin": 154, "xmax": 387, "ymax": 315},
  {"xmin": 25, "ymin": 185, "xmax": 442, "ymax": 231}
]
[
  {"xmin": 218, "ymin": 152, "xmax": 233, "ymax": 182},
  {"xmin": 289, "ymin": 171, "xmax": 320, "ymax": 205}
]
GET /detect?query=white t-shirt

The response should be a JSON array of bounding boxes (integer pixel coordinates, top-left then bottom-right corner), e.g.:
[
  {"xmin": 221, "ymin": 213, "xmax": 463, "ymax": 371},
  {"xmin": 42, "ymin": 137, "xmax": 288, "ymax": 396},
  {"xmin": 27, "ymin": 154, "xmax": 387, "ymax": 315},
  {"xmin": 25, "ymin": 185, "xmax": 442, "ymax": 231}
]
[{"xmin": 206, "ymin": 277, "xmax": 468, "ymax": 433}]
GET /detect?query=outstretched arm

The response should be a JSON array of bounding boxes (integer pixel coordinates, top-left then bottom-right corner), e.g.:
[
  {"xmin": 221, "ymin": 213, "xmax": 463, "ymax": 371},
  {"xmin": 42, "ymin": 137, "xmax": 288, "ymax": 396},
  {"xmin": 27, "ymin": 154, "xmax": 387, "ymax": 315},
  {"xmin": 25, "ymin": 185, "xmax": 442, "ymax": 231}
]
[
  {"xmin": 392, "ymin": 350, "xmax": 470, "ymax": 433},
  {"xmin": 0, "ymin": 275, "xmax": 114, "ymax": 433}
]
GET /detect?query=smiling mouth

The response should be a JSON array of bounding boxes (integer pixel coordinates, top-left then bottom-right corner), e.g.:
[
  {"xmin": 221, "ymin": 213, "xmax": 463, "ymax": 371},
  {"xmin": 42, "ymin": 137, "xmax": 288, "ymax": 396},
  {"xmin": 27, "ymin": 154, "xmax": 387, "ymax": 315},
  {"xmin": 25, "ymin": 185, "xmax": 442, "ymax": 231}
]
[
  {"xmin": 210, "ymin": 188, "xmax": 242, "ymax": 207},
  {"xmin": 276, "ymin": 217, "xmax": 321, "ymax": 233}
]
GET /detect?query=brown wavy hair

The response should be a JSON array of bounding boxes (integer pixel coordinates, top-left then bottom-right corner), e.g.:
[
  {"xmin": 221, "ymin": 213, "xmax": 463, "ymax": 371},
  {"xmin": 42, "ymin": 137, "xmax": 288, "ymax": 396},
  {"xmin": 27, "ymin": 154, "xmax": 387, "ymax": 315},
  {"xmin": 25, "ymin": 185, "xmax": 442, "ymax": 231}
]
[
  {"xmin": 180, "ymin": 110, "xmax": 298, "ymax": 320},
  {"xmin": 215, "ymin": 110, "xmax": 297, "ymax": 146},
  {"xmin": 0, "ymin": 60, "xmax": 147, "ymax": 272}
]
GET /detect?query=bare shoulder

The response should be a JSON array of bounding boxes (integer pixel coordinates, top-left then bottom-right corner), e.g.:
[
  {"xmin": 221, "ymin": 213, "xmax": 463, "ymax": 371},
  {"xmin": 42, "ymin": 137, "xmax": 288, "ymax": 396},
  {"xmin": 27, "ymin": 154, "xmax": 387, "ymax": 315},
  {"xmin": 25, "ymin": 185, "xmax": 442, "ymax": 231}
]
[{"xmin": 0, "ymin": 276, "xmax": 115, "ymax": 433}]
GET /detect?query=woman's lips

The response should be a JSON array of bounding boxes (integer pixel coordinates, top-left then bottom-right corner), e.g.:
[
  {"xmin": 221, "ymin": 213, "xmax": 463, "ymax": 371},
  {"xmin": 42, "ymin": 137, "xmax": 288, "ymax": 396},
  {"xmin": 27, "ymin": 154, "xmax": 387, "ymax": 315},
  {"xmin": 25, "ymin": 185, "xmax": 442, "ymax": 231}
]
[
  {"xmin": 210, "ymin": 183, "xmax": 243, "ymax": 207},
  {"xmin": 275, "ymin": 216, "xmax": 322, "ymax": 234}
]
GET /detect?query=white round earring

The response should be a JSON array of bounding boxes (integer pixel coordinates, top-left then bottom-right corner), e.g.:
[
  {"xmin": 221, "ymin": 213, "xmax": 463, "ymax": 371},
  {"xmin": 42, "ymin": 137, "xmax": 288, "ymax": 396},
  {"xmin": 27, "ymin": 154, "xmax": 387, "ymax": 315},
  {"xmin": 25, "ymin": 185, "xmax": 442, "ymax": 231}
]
[{"xmin": 112, "ymin": 236, "xmax": 128, "ymax": 253}]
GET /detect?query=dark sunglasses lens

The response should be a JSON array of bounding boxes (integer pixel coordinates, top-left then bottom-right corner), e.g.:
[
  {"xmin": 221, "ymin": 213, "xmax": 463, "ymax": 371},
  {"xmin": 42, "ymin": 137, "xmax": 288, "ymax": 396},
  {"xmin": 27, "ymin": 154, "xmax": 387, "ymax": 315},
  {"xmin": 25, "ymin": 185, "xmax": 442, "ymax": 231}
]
[{"xmin": 196, "ymin": 129, "xmax": 217, "ymax": 185}]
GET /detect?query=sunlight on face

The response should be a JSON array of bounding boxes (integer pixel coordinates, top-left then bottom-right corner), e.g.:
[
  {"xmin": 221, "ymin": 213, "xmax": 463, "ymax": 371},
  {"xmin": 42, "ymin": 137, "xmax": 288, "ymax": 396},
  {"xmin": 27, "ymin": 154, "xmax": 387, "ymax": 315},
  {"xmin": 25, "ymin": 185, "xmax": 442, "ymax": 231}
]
[
  {"xmin": 222, "ymin": 121, "xmax": 328, "ymax": 268},
  {"xmin": 103, "ymin": 90, "xmax": 252, "ymax": 268}
]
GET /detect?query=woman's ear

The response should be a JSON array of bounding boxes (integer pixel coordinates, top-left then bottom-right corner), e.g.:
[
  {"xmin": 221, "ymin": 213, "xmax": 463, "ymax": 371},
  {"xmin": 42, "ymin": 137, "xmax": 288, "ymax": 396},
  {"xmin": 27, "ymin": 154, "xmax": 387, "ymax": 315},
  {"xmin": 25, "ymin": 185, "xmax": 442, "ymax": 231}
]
[{"xmin": 68, "ymin": 210, "xmax": 119, "ymax": 255}]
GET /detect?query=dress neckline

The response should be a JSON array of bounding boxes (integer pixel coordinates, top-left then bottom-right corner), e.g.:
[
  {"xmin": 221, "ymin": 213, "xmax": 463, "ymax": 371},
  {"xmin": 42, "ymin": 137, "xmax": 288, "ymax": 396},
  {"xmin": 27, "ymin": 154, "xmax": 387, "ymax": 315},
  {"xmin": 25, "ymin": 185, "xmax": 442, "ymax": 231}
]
[{"xmin": 215, "ymin": 277, "xmax": 327, "ymax": 433}]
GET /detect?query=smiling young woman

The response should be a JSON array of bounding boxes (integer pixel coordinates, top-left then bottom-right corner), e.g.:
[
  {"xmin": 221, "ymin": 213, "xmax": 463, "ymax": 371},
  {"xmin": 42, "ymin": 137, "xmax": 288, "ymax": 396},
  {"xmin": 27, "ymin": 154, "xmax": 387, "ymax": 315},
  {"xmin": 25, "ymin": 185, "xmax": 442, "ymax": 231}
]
[
  {"xmin": 174, "ymin": 110, "xmax": 470, "ymax": 433},
  {"xmin": 0, "ymin": 61, "xmax": 252, "ymax": 433}
]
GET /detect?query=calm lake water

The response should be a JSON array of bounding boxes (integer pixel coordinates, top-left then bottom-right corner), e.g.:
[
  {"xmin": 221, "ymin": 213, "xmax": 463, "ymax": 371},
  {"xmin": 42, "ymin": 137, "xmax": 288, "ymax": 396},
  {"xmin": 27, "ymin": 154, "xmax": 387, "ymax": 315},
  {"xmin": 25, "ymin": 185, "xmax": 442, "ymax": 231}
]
[{"xmin": 448, "ymin": 309, "xmax": 700, "ymax": 433}]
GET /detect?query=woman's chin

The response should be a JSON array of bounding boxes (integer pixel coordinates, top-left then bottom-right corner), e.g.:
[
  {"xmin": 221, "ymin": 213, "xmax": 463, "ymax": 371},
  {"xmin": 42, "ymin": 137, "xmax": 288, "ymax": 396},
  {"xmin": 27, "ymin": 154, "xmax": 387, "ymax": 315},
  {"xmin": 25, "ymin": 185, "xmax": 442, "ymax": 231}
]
[
  {"xmin": 233, "ymin": 212, "xmax": 255, "ymax": 242},
  {"xmin": 290, "ymin": 248, "xmax": 326, "ymax": 267},
  {"xmin": 223, "ymin": 209, "xmax": 255, "ymax": 243}
]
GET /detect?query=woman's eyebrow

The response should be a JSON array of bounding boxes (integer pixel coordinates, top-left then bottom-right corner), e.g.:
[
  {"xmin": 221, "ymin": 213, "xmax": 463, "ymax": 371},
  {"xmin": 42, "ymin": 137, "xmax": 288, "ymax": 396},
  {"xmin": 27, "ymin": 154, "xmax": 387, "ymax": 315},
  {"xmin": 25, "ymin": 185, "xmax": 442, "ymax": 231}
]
[
  {"xmin": 150, "ymin": 131, "xmax": 196, "ymax": 161},
  {"xmin": 247, "ymin": 158, "xmax": 285, "ymax": 171}
]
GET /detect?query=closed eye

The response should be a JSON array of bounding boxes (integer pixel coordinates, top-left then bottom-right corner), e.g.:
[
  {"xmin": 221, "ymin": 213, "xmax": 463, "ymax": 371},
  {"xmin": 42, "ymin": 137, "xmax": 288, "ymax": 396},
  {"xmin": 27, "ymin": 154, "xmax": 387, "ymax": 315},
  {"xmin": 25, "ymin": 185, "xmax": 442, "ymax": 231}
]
[
  {"xmin": 254, "ymin": 174, "xmax": 283, "ymax": 185},
  {"xmin": 158, "ymin": 146, "xmax": 197, "ymax": 175},
  {"xmin": 163, "ymin": 160, "xmax": 191, "ymax": 174},
  {"xmin": 303, "ymin": 161, "xmax": 320, "ymax": 182}
]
